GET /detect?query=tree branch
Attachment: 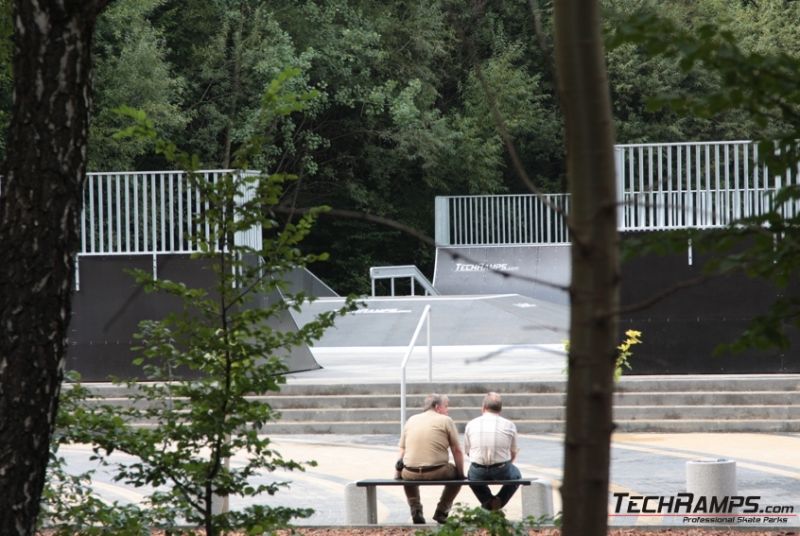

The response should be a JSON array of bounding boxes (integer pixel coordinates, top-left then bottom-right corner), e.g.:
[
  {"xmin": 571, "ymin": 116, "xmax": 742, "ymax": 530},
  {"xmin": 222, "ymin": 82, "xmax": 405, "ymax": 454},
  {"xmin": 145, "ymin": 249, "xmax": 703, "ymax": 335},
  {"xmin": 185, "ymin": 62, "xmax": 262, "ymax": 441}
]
[
  {"xmin": 613, "ymin": 274, "xmax": 711, "ymax": 316},
  {"xmin": 273, "ymin": 205, "xmax": 570, "ymax": 294}
]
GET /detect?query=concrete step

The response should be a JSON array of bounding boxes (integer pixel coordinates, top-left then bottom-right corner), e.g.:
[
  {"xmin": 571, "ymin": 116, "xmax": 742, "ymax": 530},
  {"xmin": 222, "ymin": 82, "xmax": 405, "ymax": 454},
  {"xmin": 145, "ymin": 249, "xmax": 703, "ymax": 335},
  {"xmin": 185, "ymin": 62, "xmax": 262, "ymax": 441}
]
[
  {"xmin": 271, "ymin": 404, "xmax": 800, "ymax": 423},
  {"xmin": 82, "ymin": 391, "xmax": 800, "ymax": 411},
  {"xmin": 77, "ymin": 376, "xmax": 800, "ymax": 398},
  {"xmin": 272, "ymin": 376, "xmax": 800, "ymax": 396},
  {"xmin": 258, "ymin": 418, "xmax": 800, "ymax": 435},
  {"xmin": 614, "ymin": 419, "xmax": 800, "ymax": 433},
  {"xmin": 264, "ymin": 391, "xmax": 800, "ymax": 409},
  {"xmin": 72, "ymin": 375, "xmax": 800, "ymax": 434}
]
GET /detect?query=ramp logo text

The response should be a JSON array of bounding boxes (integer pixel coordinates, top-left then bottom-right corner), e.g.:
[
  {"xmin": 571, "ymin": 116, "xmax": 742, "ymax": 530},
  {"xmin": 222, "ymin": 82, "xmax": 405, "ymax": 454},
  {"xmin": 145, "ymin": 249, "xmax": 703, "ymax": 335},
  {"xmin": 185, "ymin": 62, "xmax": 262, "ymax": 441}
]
[{"xmin": 454, "ymin": 262, "xmax": 520, "ymax": 273}]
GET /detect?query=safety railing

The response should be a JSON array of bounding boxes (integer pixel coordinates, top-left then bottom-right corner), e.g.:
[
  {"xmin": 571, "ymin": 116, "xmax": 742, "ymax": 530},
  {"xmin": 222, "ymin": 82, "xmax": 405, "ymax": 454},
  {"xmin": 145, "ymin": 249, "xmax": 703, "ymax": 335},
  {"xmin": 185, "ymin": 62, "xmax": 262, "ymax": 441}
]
[
  {"xmin": 79, "ymin": 169, "xmax": 261, "ymax": 256},
  {"xmin": 369, "ymin": 265, "xmax": 438, "ymax": 296},
  {"xmin": 615, "ymin": 141, "xmax": 800, "ymax": 230},
  {"xmin": 434, "ymin": 194, "xmax": 570, "ymax": 246},
  {"xmin": 400, "ymin": 305, "xmax": 432, "ymax": 433},
  {"xmin": 435, "ymin": 141, "xmax": 800, "ymax": 246}
]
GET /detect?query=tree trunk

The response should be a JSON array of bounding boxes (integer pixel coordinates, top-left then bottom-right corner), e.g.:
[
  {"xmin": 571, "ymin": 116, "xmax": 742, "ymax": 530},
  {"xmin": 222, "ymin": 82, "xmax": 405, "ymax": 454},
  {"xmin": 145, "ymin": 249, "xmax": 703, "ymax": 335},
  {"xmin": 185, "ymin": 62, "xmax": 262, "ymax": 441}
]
[
  {"xmin": 0, "ymin": 2, "xmax": 107, "ymax": 534},
  {"xmin": 553, "ymin": 2, "xmax": 619, "ymax": 536}
]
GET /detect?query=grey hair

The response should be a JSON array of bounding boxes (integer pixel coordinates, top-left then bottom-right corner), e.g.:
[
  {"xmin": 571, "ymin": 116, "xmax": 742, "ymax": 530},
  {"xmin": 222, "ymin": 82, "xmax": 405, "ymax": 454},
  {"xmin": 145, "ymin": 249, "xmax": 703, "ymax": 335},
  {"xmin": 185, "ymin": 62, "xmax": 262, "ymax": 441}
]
[
  {"xmin": 483, "ymin": 392, "xmax": 502, "ymax": 413},
  {"xmin": 424, "ymin": 393, "xmax": 448, "ymax": 411}
]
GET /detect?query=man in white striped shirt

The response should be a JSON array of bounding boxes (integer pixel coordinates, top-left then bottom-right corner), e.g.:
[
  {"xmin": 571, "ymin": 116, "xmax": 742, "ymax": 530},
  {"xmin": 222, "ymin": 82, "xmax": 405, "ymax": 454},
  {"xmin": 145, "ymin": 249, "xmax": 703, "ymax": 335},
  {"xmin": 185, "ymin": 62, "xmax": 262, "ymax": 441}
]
[{"xmin": 464, "ymin": 392, "xmax": 521, "ymax": 511}]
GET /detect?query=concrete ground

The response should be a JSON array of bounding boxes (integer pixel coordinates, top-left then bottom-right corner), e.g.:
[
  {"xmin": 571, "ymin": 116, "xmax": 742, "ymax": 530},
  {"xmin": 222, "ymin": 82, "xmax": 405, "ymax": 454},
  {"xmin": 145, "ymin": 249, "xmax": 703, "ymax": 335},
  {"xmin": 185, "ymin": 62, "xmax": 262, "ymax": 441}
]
[
  {"xmin": 59, "ymin": 342, "xmax": 800, "ymax": 529},
  {"xmin": 60, "ymin": 431, "xmax": 800, "ymax": 527}
]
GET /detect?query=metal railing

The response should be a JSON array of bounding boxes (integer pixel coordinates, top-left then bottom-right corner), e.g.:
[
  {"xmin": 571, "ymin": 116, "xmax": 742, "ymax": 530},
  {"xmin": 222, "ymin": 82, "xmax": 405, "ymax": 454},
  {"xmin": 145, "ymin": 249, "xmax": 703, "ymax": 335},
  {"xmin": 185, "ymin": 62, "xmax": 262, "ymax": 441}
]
[
  {"xmin": 369, "ymin": 265, "xmax": 438, "ymax": 296},
  {"xmin": 399, "ymin": 305, "xmax": 432, "ymax": 433},
  {"xmin": 434, "ymin": 194, "xmax": 570, "ymax": 246},
  {"xmin": 615, "ymin": 141, "xmax": 800, "ymax": 230},
  {"xmin": 435, "ymin": 141, "xmax": 800, "ymax": 246},
  {"xmin": 79, "ymin": 170, "xmax": 261, "ymax": 256}
]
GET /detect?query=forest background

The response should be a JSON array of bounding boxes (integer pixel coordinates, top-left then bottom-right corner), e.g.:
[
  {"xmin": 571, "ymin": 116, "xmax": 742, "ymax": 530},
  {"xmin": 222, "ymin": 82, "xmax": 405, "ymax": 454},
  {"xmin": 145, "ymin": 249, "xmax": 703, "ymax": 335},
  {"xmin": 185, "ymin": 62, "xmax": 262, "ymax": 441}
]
[{"xmin": 0, "ymin": 0, "xmax": 796, "ymax": 294}]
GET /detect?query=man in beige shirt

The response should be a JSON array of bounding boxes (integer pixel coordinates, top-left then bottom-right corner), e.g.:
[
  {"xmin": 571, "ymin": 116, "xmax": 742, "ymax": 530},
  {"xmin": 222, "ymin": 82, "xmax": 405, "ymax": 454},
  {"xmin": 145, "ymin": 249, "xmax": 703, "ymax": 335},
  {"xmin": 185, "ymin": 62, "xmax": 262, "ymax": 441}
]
[
  {"xmin": 398, "ymin": 393, "xmax": 465, "ymax": 524},
  {"xmin": 464, "ymin": 392, "xmax": 521, "ymax": 511}
]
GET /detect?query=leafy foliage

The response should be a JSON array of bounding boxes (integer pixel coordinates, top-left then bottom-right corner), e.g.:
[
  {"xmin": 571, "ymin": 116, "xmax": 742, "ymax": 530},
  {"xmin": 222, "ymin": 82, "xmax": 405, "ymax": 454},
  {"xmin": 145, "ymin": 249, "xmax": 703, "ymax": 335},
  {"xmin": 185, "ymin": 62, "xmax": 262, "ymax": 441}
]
[
  {"xmin": 610, "ymin": 0, "xmax": 800, "ymax": 352},
  {"xmin": 40, "ymin": 374, "xmax": 153, "ymax": 535},
  {"xmin": 43, "ymin": 75, "xmax": 354, "ymax": 535},
  {"xmin": 615, "ymin": 330, "xmax": 642, "ymax": 381},
  {"xmin": 89, "ymin": 0, "xmax": 189, "ymax": 171},
  {"xmin": 415, "ymin": 504, "xmax": 556, "ymax": 536},
  {"xmin": 564, "ymin": 329, "xmax": 643, "ymax": 381}
]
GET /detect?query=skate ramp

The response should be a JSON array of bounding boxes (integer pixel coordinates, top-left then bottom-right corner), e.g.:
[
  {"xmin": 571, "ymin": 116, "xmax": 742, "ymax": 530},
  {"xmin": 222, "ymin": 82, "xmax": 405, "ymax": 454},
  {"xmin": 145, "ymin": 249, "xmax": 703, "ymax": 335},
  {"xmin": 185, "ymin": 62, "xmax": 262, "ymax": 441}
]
[
  {"xmin": 68, "ymin": 256, "xmax": 322, "ymax": 380},
  {"xmin": 282, "ymin": 266, "xmax": 338, "ymax": 297},
  {"xmin": 433, "ymin": 245, "xmax": 570, "ymax": 304}
]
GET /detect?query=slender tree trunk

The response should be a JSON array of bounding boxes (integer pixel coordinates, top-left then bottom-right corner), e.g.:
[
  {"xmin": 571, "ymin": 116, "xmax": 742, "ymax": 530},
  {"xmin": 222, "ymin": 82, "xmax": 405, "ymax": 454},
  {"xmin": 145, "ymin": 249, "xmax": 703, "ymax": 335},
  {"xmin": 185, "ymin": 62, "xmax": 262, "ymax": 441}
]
[
  {"xmin": 0, "ymin": 2, "xmax": 107, "ymax": 534},
  {"xmin": 553, "ymin": 2, "xmax": 619, "ymax": 535},
  {"xmin": 221, "ymin": 7, "xmax": 243, "ymax": 170}
]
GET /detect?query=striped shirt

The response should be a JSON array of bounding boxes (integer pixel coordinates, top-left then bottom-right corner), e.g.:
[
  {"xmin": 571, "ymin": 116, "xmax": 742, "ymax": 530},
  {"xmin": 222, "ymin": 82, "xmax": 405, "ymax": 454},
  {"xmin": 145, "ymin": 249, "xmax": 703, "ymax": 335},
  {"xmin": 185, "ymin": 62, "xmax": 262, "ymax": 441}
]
[{"xmin": 464, "ymin": 412, "xmax": 518, "ymax": 466}]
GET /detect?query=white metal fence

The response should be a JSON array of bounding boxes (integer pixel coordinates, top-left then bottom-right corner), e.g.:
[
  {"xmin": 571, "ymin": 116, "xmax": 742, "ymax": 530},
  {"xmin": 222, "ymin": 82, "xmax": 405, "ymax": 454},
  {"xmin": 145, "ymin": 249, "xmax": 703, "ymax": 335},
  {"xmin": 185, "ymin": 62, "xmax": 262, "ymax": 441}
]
[
  {"xmin": 434, "ymin": 193, "xmax": 570, "ymax": 246},
  {"xmin": 435, "ymin": 141, "xmax": 800, "ymax": 246},
  {"xmin": 616, "ymin": 140, "xmax": 800, "ymax": 231},
  {"xmin": 79, "ymin": 170, "xmax": 261, "ymax": 256}
]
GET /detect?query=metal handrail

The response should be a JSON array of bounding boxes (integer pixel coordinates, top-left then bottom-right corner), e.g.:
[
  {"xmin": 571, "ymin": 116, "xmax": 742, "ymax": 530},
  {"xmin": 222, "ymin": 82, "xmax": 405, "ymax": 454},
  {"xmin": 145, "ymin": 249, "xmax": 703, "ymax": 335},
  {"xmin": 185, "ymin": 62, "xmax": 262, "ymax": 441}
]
[
  {"xmin": 399, "ymin": 305, "xmax": 432, "ymax": 433},
  {"xmin": 370, "ymin": 265, "xmax": 438, "ymax": 296}
]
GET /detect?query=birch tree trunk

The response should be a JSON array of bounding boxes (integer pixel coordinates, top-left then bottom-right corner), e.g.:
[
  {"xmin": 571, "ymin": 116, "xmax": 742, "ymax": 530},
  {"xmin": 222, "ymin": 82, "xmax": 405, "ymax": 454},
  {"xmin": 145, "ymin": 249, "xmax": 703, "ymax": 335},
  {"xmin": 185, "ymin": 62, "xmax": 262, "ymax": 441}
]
[
  {"xmin": 0, "ymin": 1, "xmax": 108, "ymax": 534},
  {"xmin": 553, "ymin": 1, "xmax": 620, "ymax": 535}
]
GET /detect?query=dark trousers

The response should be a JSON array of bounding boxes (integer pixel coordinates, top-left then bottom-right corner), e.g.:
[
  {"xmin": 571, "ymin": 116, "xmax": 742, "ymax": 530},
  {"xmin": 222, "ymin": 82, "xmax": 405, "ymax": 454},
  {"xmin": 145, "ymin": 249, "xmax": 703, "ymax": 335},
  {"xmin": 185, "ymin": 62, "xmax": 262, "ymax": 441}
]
[
  {"xmin": 401, "ymin": 463, "xmax": 461, "ymax": 516},
  {"xmin": 467, "ymin": 462, "xmax": 521, "ymax": 508}
]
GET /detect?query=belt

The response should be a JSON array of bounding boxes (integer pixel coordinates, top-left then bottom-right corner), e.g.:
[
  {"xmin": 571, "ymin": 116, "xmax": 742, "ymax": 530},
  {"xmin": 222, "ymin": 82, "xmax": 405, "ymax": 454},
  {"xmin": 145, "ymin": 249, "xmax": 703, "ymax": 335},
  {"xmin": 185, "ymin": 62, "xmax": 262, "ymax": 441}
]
[
  {"xmin": 404, "ymin": 464, "xmax": 445, "ymax": 474},
  {"xmin": 471, "ymin": 461, "xmax": 509, "ymax": 469}
]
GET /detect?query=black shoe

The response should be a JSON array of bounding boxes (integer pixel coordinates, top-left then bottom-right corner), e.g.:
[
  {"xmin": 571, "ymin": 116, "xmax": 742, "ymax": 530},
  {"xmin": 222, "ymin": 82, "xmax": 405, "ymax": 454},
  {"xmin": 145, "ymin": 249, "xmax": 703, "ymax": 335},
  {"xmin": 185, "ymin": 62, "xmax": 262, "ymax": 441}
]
[
  {"xmin": 433, "ymin": 510, "xmax": 448, "ymax": 524},
  {"xmin": 485, "ymin": 497, "xmax": 502, "ymax": 511},
  {"xmin": 412, "ymin": 511, "xmax": 426, "ymax": 524}
]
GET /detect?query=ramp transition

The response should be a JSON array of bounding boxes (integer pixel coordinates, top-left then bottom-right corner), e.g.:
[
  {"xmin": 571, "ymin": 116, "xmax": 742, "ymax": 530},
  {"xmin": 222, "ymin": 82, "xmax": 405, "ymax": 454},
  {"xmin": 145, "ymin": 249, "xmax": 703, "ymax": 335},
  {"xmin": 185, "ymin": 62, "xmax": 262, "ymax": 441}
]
[
  {"xmin": 68, "ymin": 256, "xmax": 324, "ymax": 381},
  {"xmin": 433, "ymin": 245, "xmax": 570, "ymax": 304}
]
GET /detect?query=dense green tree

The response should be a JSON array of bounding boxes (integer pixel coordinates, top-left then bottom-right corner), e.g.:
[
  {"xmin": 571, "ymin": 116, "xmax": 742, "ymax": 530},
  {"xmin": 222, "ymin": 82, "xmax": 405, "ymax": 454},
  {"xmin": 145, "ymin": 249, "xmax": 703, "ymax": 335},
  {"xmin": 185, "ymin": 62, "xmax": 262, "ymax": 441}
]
[
  {"xmin": 6, "ymin": 0, "xmax": 800, "ymax": 293},
  {"xmin": 89, "ymin": 0, "xmax": 189, "ymax": 170}
]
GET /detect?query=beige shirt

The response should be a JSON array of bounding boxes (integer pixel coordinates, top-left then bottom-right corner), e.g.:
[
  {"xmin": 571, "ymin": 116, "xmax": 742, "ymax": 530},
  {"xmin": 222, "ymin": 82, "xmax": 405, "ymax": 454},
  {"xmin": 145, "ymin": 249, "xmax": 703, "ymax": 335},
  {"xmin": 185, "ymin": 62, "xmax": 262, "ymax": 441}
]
[
  {"xmin": 399, "ymin": 409, "xmax": 460, "ymax": 467},
  {"xmin": 464, "ymin": 412, "xmax": 518, "ymax": 465}
]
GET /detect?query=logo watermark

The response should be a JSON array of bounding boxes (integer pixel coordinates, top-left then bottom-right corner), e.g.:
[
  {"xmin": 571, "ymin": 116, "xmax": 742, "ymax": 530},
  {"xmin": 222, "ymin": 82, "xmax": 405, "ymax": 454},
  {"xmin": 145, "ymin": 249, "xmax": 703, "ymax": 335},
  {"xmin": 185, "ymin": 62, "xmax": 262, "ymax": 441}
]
[{"xmin": 611, "ymin": 492, "xmax": 796, "ymax": 525}]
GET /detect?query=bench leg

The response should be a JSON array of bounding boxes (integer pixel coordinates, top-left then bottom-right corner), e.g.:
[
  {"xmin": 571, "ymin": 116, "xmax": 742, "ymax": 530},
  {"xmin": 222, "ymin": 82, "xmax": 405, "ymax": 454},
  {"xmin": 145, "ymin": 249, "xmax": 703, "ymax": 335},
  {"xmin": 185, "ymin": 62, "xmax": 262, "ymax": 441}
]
[
  {"xmin": 521, "ymin": 479, "xmax": 554, "ymax": 520},
  {"xmin": 366, "ymin": 486, "xmax": 377, "ymax": 524},
  {"xmin": 344, "ymin": 483, "xmax": 378, "ymax": 524}
]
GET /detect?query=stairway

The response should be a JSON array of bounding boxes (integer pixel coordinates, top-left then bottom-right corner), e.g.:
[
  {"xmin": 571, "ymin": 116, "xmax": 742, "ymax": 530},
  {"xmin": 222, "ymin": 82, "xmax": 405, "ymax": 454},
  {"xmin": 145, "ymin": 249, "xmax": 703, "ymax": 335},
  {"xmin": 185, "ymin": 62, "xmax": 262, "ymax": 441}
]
[
  {"xmin": 259, "ymin": 375, "xmax": 800, "ymax": 434},
  {"xmin": 80, "ymin": 375, "xmax": 800, "ymax": 434}
]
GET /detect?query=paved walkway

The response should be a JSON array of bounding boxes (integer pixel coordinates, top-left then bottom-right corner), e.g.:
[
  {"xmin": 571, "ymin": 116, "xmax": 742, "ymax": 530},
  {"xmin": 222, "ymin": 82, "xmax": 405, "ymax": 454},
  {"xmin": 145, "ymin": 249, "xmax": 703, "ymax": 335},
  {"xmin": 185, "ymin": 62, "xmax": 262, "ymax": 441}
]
[
  {"xmin": 60, "ymin": 344, "xmax": 800, "ymax": 528},
  {"xmin": 60, "ymin": 431, "xmax": 800, "ymax": 526}
]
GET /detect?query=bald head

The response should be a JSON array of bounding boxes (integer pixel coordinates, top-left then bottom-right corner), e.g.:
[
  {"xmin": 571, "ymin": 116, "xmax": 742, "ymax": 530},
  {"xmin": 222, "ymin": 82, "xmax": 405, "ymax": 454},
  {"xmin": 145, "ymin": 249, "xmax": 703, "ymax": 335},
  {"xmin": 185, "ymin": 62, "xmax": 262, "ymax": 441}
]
[{"xmin": 482, "ymin": 392, "xmax": 502, "ymax": 413}]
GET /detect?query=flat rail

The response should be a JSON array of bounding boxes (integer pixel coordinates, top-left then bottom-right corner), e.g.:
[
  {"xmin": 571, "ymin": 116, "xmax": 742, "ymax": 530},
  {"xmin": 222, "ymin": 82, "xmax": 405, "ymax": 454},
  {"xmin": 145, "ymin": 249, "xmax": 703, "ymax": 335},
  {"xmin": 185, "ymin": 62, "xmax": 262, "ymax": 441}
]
[{"xmin": 370, "ymin": 265, "xmax": 438, "ymax": 296}]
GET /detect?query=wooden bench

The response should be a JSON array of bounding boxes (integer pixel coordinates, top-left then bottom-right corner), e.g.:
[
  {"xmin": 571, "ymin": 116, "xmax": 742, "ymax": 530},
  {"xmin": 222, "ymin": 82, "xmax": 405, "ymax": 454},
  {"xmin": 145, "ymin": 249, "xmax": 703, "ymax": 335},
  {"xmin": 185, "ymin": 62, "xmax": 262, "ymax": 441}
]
[{"xmin": 345, "ymin": 478, "xmax": 552, "ymax": 524}]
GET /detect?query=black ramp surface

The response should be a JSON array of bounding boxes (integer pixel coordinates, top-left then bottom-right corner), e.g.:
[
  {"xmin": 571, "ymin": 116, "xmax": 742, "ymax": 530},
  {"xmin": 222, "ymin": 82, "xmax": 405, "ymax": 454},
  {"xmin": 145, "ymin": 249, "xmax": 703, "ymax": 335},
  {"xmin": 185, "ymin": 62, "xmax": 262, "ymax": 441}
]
[
  {"xmin": 68, "ymin": 256, "xmax": 321, "ymax": 380},
  {"xmin": 620, "ymin": 232, "xmax": 800, "ymax": 373},
  {"xmin": 433, "ymin": 245, "xmax": 570, "ymax": 304}
]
